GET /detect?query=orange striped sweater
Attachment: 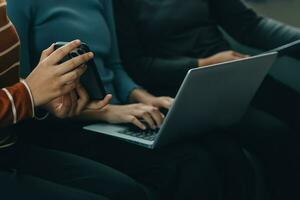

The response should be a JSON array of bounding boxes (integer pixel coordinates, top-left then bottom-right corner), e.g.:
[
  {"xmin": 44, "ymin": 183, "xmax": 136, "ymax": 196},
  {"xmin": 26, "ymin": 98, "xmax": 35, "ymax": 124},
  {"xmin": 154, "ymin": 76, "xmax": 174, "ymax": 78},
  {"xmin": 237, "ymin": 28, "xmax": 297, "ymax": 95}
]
[{"xmin": 0, "ymin": 0, "xmax": 34, "ymax": 148}]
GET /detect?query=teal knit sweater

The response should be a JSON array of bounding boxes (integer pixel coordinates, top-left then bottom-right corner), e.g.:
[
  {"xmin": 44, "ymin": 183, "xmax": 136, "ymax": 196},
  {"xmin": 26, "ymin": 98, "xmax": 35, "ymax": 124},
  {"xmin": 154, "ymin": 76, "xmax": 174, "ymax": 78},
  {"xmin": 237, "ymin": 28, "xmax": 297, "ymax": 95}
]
[{"xmin": 7, "ymin": 0, "xmax": 139, "ymax": 103}]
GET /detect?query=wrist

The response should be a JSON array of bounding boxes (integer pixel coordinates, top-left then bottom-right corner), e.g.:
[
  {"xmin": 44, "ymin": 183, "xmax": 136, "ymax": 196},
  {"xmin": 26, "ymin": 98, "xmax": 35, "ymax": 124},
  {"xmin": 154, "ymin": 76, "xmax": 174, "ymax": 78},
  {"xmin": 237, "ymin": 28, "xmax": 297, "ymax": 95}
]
[
  {"xmin": 129, "ymin": 89, "xmax": 154, "ymax": 104},
  {"xmin": 198, "ymin": 58, "xmax": 211, "ymax": 67},
  {"xmin": 20, "ymin": 79, "xmax": 36, "ymax": 118},
  {"xmin": 78, "ymin": 105, "xmax": 111, "ymax": 121},
  {"xmin": 24, "ymin": 77, "xmax": 41, "ymax": 107}
]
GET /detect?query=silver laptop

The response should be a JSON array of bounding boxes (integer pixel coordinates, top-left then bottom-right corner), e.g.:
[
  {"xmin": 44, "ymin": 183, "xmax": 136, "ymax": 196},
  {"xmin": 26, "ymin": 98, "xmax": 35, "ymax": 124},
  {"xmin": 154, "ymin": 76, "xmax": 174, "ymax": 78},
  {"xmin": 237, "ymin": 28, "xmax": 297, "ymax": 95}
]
[{"xmin": 83, "ymin": 52, "xmax": 278, "ymax": 149}]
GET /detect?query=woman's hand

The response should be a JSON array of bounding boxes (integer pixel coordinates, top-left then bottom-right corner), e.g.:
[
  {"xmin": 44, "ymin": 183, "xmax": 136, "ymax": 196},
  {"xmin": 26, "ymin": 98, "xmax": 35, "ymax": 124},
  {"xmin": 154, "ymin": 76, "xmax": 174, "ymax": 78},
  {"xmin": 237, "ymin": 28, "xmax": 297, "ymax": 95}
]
[
  {"xmin": 25, "ymin": 40, "xmax": 94, "ymax": 107},
  {"xmin": 129, "ymin": 89, "xmax": 174, "ymax": 110},
  {"xmin": 44, "ymin": 83, "xmax": 112, "ymax": 119},
  {"xmin": 198, "ymin": 50, "xmax": 248, "ymax": 67},
  {"xmin": 81, "ymin": 104, "xmax": 165, "ymax": 130}
]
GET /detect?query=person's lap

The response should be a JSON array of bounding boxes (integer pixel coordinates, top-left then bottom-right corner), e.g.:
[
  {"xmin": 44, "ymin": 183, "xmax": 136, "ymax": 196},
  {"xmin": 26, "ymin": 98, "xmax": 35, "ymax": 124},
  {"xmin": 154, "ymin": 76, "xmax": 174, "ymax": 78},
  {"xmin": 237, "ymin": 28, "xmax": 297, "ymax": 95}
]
[
  {"xmin": 72, "ymin": 133, "xmax": 255, "ymax": 200},
  {"xmin": 0, "ymin": 170, "xmax": 108, "ymax": 200},
  {"xmin": 25, "ymin": 120, "xmax": 254, "ymax": 200},
  {"xmin": 147, "ymin": 75, "xmax": 300, "ymax": 199},
  {"xmin": 242, "ymin": 75, "xmax": 300, "ymax": 199},
  {"xmin": 252, "ymin": 75, "xmax": 300, "ymax": 131},
  {"xmin": 0, "ymin": 144, "xmax": 148, "ymax": 200},
  {"xmin": 15, "ymin": 114, "xmax": 259, "ymax": 200},
  {"xmin": 231, "ymin": 106, "xmax": 300, "ymax": 200},
  {"xmin": 71, "ymin": 106, "xmax": 300, "ymax": 200},
  {"xmin": 15, "ymin": 83, "xmax": 300, "ymax": 200}
]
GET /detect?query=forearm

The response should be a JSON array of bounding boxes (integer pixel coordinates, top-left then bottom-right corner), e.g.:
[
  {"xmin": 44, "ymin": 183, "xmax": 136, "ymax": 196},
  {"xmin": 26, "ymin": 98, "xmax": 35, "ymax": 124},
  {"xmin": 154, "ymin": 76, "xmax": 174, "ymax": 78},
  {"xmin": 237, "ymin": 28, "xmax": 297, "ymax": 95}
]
[
  {"xmin": 128, "ymin": 88, "xmax": 154, "ymax": 104},
  {"xmin": 212, "ymin": 0, "xmax": 300, "ymax": 59},
  {"xmin": 76, "ymin": 110, "xmax": 102, "ymax": 122},
  {"xmin": 112, "ymin": 66, "xmax": 140, "ymax": 103},
  {"xmin": 247, "ymin": 18, "xmax": 300, "ymax": 59},
  {"xmin": 75, "ymin": 102, "xmax": 111, "ymax": 122},
  {"xmin": 76, "ymin": 105, "xmax": 113, "ymax": 123},
  {"xmin": 0, "ymin": 82, "xmax": 34, "ymax": 128}
]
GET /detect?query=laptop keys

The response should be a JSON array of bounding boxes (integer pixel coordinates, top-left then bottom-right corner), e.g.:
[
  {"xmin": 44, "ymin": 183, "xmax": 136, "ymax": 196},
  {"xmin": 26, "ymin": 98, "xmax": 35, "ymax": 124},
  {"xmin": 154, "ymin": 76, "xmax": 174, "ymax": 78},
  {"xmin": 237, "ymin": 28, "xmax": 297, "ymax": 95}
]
[{"xmin": 118, "ymin": 128, "xmax": 159, "ymax": 141}]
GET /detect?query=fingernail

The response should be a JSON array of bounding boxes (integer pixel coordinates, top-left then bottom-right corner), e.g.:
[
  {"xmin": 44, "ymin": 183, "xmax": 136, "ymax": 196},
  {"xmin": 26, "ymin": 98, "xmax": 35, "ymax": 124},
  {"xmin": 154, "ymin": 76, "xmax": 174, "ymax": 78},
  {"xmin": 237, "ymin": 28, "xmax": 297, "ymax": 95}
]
[
  {"xmin": 74, "ymin": 39, "xmax": 81, "ymax": 44},
  {"xmin": 88, "ymin": 52, "xmax": 94, "ymax": 57}
]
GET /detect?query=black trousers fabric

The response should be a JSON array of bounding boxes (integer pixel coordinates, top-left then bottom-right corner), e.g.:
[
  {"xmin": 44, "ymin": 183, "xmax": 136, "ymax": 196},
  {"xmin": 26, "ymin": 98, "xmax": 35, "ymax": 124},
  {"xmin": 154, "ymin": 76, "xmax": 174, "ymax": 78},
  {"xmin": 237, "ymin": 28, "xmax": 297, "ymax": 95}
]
[
  {"xmin": 247, "ymin": 75, "xmax": 300, "ymax": 199},
  {"xmin": 15, "ymin": 75, "xmax": 300, "ymax": 200},
  {"xmin": 15, "ymin": 108, "xmax": 300, "ymax": 200},
  {"xmin": 23, "ymin": 106, "xmax": 300, "ymax": 200},
  {"xmin": 84, "ymin": 137, "xmax": 255, "ymax": 200},
  {"xmin": 231, "ymin": 107, "xmax": 300, "ymax": 200},
  {"xmin": 0, "ymin": 144, "xmax": 148, "ymax": 200},
  {"xmin": 18, "ymin": 119, "xmax": 255, "ymax": 200},
  {"xmin": 253, "ymin": 75, "xmax": 300, "ymax": 132}
]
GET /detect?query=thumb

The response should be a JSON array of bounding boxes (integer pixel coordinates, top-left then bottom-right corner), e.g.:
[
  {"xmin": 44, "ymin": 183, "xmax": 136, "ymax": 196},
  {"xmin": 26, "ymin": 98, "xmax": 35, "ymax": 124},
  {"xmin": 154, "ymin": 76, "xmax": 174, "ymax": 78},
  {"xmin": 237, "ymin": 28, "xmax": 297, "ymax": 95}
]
[
  {"xmin": 86, "ymin": 94, "xmax": 112, "ymax": 110},
  {"xmin": 40, "ymin": 43, "xmax": 55, "ymax": 61},
  {"xmin": 56, "ymin": 95, "xmax": 72, "ymax": 118},
  {"xmin": 233, "ymin": 51, "xmax": 248, "ymax": 58},
  {"xmin": 157, "ymin": 97, "xmax": 174, "ymax": 110}
]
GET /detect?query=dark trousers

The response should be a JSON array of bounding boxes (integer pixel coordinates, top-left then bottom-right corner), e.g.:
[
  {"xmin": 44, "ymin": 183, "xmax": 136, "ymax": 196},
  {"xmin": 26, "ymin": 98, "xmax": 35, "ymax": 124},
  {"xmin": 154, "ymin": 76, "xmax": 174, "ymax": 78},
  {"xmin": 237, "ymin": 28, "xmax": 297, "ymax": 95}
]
[
  {"xmin": 0, "ymin": 144, "xmax": 148, "ymax": 200},
  {"xmin": 15, "ymin": 112, "xmax": 300, "ymax": 200},
  {"xmin": 232, "ymin": 107, "xmax": 300, "ymax": 200},
  {"xmin": 33, "ymin": 112, "xmax": 300, "ymax": 200},
  {"xmin": 151, "ymin": 75, "xmax": 300, "ymax": 200},
  {"xmin": 19, "ymin": 120, "xmax": 255, "ymax": 200},
  {"xmin": 84, "ymin": 136, "xmax": 255, "ymax": 200},
  {"xmin": 16, "ymin": 76, "xmax": 300, "ymax": 200},
  {"xmin": 229, "ymin": 75, "xmax": 300, "ymax": 200}
]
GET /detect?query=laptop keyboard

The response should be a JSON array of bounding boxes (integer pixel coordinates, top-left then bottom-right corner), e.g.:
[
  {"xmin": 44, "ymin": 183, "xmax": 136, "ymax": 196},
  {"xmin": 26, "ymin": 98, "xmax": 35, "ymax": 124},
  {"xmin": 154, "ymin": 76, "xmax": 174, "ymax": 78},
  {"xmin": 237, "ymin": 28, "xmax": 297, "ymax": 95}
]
[{"xmin": 118, "ymin": 127, "xmax": 159, "ymax": 141}]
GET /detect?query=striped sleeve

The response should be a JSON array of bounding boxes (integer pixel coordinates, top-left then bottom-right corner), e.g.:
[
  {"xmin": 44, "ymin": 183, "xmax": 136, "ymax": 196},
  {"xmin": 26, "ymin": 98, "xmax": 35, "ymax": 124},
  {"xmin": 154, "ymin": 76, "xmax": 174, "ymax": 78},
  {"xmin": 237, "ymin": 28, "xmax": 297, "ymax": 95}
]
[
  {"xmin": 0, "ymin": 82, "xmax": 34, "ymax": 128},
  {"xmin": 0, "ymin": 0, "xmax": 34, "ymax": 128}
]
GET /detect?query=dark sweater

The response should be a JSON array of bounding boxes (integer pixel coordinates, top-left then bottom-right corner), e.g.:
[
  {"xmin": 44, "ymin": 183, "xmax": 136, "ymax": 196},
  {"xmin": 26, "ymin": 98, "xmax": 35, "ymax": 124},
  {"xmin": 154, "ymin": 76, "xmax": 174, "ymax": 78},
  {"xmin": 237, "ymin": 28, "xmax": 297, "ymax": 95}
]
[{"xmin": 114, "ymin": 0, "xmax": 300, "ymax": 96}]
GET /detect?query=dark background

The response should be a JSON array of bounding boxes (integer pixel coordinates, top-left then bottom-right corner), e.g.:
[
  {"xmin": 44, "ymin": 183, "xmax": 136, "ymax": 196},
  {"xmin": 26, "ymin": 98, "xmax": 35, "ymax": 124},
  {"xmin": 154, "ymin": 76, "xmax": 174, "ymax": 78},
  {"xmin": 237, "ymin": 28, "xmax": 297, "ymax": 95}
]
[
  {"xmin": 246, "ymin": 0, "xmax": 300, "ymax": 27},
  {"xmin": 228, "ymin": 0, "xmax": 300, "ymax": 94}
]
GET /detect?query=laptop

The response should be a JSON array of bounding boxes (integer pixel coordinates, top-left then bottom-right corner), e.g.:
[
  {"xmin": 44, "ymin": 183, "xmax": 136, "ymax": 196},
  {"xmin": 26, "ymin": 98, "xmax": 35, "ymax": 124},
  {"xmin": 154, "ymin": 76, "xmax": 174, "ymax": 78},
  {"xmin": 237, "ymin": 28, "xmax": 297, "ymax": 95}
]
[
  {"xmin": 83, "ymin": 52, "xmax": 278, "ymax": 149},
  {"xmin": 264, "ymin": 39, "xmax": 300, "ymax": 57}
]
